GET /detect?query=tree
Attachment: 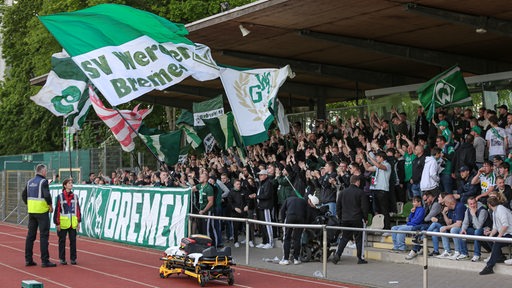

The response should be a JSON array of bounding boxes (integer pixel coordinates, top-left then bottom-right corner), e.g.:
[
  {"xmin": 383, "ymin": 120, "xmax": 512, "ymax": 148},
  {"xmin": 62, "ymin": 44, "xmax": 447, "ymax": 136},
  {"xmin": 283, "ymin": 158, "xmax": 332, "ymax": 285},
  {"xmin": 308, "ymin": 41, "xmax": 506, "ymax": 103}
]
[{"xmin": 0, "ymin": 0, "xmax": 253, "ymax": 154}]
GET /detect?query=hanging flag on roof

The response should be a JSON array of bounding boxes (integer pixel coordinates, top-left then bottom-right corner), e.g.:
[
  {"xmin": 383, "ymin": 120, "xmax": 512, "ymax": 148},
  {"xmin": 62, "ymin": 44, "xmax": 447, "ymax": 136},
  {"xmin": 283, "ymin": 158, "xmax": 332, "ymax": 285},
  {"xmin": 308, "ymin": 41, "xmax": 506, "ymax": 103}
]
[
  {"xmin": 220, "ymin": 65, "xmax": 294, "ymax": 146},
  {"xmin": 417, "ymin": 65, "xmax": 472, "ymax": 121},
  {"xmin": 202, "ymin": 112, "xmax": 236, "ymax": 150},
  {"xmin": 139, "ymin": 125, "xmax": 182, "ymax": 166},
  {"xmin": 39, "ymin": 4, "xmax": 219, "ymax": 107},
  {"xmin": 192, "ymin": 95, "xmax": 224, "ymax": 127},
  {"xmin": 30, "ymin": 50, "xmax": 91, "ymax": 130},
  {"xmin": 89, "ymin": 86, "xmax": 153, "ymax": 152}
]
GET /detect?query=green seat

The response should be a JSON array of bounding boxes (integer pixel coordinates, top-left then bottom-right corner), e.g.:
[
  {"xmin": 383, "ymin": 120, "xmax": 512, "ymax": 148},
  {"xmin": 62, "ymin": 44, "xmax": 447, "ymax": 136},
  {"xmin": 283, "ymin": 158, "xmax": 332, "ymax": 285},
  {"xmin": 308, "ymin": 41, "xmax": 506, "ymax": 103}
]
[{"xmin": 391, "ymin": 202, "xmax": 413, "ymax": 225}]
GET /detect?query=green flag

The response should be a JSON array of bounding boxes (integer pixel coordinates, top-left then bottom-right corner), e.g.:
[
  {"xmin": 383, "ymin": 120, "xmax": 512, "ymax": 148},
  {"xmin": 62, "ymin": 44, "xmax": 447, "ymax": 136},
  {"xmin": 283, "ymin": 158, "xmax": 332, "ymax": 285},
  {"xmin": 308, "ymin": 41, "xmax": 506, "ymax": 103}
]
[
  {"xmin": 192, "ymin": 95, "xmax": 224, "ymax": 127},
  {"xmin": 202, "ymin": 112, "xmax": 235, "ymax": 150},
  {"xmin": 177, "ymin": 110, "xmax": 202, "ymax": 149},
  {"xmin": 417, "ymin": 66, "xmax": 471, "ymax": 121},
  {"xmin": 30, "ymin": 51, "xmax": 92, "ymax": 130},
  {"xmin": 139, "ymin": 126, "xmax": 182, "ymax": 166},
  {"xmin": 39, "ymin": 4, "xmax": 219, "ymax": 106}
]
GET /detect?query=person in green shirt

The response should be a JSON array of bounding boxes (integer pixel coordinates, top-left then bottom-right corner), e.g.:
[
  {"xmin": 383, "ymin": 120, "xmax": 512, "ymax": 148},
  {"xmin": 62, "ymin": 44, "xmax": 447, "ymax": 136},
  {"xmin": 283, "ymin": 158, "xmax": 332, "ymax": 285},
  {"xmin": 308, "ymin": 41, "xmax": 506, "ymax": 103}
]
[
  {"xmin": 397, "ymin": 134, "xmax": 416, "ymax": 200},
  {"xmin": 191, "ymin": 171, "xmax": 217, "ymax": 246}
]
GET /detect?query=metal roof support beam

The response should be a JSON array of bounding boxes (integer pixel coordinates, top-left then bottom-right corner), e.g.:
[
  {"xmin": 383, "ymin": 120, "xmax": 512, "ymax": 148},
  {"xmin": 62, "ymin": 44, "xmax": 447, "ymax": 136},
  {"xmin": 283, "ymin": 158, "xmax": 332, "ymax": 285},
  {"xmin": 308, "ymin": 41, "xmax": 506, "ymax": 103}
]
[
  {"xmin": 221, "ymin": 50, "xmax": 423, "ymax": 86},
  {"xmin": 405, "ymin": 3, "xmax": 512, "ymax": 36},
  {"xmin": 299, "ymin": 30, "xmax": 512, "ymax": 75}
]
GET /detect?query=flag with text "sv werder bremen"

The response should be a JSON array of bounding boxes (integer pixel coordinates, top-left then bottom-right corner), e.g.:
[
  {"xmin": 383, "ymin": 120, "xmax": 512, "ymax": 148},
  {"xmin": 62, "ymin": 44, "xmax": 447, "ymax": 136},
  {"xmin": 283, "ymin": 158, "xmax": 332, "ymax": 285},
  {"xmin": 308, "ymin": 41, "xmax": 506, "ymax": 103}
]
[
  {"xmin": 193, "ymin": 95, "xmax": 224, "ymax": 127},
  {"xmin": 30, "ymin": 51, "xmax": 92, "ymax": 130},
  {"xmin": 417, "ymin": 66, "xmax": 471, "ymax": 121},
  {"xmin": 139, "ymin": 125, "xmax": 183, "ymax": 166},
  {"xmin": 39, "ymin": 4, "xmax": 219, "ymax": 107},
  {"xmin": 220, "ymin": 65, "xmax": 294, "ymax": 146}
]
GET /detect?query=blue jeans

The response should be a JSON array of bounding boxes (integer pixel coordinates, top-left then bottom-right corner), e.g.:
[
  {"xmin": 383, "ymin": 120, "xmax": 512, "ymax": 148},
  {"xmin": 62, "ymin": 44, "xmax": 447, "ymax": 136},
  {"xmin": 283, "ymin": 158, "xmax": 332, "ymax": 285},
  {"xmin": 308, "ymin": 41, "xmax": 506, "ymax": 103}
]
[
  {"xmin": 410, "ymin": 183, "xmax": 422, "ymax": 198},
  {"xmin": 439, "ymin": 173, "xmax": 453, "ymax": 194},
  {"xmin": 391, "ymin": 224, "xmax": 414, "ymax": 250},
  {"xmin": 441, "ymin": 226, "xmax": 462, "ymax": 253},
  {"xmin": 428, "ymin": 222, "xmax": 442, "ymax": 252},
  {"xmin": 320, "ymin": 202, "xmax": 336, "ymax": 216},
  {"xmin": 461, "ymin": 227, "xmax": 483, "ymax": 256}
]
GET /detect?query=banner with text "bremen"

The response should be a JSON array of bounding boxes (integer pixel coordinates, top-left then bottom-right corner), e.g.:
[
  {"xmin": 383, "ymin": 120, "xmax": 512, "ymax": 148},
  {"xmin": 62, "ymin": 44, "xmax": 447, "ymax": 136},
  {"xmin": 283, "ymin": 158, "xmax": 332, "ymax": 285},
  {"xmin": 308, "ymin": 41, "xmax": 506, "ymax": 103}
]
[{"xmin": 49, "ymin": 184, "xmax": 190, "ymax": 249}]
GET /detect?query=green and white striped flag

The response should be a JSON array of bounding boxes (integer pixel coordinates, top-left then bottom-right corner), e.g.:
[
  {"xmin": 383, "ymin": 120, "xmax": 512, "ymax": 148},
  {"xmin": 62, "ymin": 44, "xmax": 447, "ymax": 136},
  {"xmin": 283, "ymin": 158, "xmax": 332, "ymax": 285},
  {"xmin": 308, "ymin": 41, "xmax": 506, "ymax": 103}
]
[
  {"xmin": 202, "ymin": 112, "xmax": 235, "ymax": 150},
  {"xmin": 177, "ymin": 110, "xmax": 202, "ymax": 149},
  {"xmin": 30, "ymin": 51, "xmax": 91, "ymax": 130},
  {"xmin": 139, "ymin": 126, "xmax": 182, "ymax": 166},
  {"xmin": 193, "ymin": 95, "xmax": 224, "ymax": 127},
  {"xmin": 39, "ymin": 4, "xmax": 219, "ymax": 106},
  {"xmin": 220, "ymin": 65, "xmax": 294, "ymax": 146}
]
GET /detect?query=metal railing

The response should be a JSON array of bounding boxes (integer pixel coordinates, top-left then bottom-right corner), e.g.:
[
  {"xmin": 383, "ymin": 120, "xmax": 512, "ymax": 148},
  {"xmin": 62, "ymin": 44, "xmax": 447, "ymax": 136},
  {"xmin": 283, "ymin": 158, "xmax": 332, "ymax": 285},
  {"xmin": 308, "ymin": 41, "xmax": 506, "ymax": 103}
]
[{"xmin": 188, "ymin": 213, "xmax": 512, "ymax": 288}]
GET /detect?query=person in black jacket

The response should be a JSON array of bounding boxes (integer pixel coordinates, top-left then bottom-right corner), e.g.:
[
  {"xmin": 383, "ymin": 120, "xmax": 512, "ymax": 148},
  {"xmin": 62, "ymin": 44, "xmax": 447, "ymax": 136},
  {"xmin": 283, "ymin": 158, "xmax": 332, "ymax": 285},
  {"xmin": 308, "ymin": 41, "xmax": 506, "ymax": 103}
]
[
  {"xmin": 255, "ymin": 169, "xmax": 274, "ymax": 249},
  {"xmin": 278, "ymin": 195, "xmax": 307, "ymax": 265},
  {"xmin": 410, "ymin": 145, "xmax": 426, "ymax": 198},
  {"xmin": 228, "ymin": 179, "xmax": 250, "ymax": 247},
  {"xmin": 452, "ymin": 134, "xmax": 477, "ymax": 177},
  {"xmin": 332, "ymin": 175, "xmax": 370, "ymax": 265}
]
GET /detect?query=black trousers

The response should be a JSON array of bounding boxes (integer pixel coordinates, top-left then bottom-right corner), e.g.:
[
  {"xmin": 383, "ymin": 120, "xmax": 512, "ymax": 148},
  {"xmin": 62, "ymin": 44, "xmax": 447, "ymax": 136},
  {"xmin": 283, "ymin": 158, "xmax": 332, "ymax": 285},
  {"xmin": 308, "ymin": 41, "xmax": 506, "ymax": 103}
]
[
  {"xmin": 373, "ymin": 190, "xmax": 391, "ymax": 229},
  {"xmin": 336, "ymin": 220, "xmax": 364, "ymax": 259},
  {"xmin": 25, "ymin": 212, "xmax": 50, "ymax": 263},
  {"xmin": 282, "ymin": 216, "xmax": 303, "ymax": 261},
  {"xmin": 58, "ymin": 228, "xmax": 77, "ymax": 261}
]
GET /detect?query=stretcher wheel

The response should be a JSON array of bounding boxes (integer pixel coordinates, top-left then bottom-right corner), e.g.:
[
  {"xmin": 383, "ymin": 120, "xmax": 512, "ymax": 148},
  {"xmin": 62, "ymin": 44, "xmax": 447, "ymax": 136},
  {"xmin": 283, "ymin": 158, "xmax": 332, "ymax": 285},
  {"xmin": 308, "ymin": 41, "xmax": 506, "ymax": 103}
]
[
  {"xmin": 227, "ymin": 271, "xmax": 234, "ymax": 286},
  {"xmin": 160, "ymin": 273, "xmax": 166, "ymax": 278},
  {"xmin": 301, "ymin": 246, "xmax": 312, "ymax": 262},
  {"xmin": 199, "ymin": 273, "xmax": 208, "ymax": 287}
]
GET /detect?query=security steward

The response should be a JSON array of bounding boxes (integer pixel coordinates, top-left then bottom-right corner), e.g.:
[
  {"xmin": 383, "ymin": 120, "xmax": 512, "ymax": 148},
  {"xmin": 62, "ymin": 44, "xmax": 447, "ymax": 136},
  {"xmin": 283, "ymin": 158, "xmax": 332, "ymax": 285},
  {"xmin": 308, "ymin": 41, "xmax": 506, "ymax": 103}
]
[
  {"xmin": 22, "ymin": 164, "xmax": 56, "ymax": 267},
  {"xmin": 53, "ymin": 178, "xmax": 81, "ymax": 265}
]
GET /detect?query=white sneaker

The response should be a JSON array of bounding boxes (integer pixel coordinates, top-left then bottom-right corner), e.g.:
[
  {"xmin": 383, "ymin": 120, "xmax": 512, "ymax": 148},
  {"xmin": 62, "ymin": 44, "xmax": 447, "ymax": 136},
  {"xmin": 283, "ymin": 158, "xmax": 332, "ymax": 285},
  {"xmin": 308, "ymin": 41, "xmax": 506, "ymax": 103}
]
[
  {"xmin": 436, "ymin": 251, "xmax": 452, "ymax": 259},
  {"xmin": 382, "ymin": 233, "xmax": 391, "ymax": 237},
  {"xmin": 483, "ymin": 256, "xmax": 490, "ymax": 263},
  {"xmin": 234, "ymin": 242, "xmax": 240, "ymax": 248},
  {"xmin": 256, "ymin": 243, "xmax": 265, "ymax": 248},
  {"xmin": 279, "ymin": 259, "xmax": 290, "ymax": 265},
  {"xmin": 504, "ymin": 258, "xmax": 512, "ymax": 265},
  {"xmin": 347, "ymin": 241, "xmax": 356, "ymax": 249},
  {"xmin": 261, "ymin": 243, "xmax": 273, "ymax": 249},
  {"xmin": 293, "ymin": 259, "xmax": 301, "ymax": 265},
  {"xmin": 249, "ymin": 241, "xmax": 255, "ymax": 248},
  {"xmin": 405, "ymin": 250, "xmax": 418, "ymax": 260},
  {"xmin": 240, "ymin": 239, "xmax": 246, "ymax": 244},
  {"xmin": 447, "ymin": 251, "xmax": 461, "ymax": 260},
  {"xmin": 456, "ymin": 254, "xmax": 469, "ymax": 260},
  {"xmin": 471, "ymin": 255, "xmax": 481, "ymax": 262}
]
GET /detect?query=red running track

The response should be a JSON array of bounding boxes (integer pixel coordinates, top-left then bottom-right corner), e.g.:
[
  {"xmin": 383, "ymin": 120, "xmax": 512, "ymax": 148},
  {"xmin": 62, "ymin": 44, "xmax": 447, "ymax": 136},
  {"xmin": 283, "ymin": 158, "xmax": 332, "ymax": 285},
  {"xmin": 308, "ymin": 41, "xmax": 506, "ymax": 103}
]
[{"xmin": 0, "ymin": 222, "xmax": 364, "ymax": 288}]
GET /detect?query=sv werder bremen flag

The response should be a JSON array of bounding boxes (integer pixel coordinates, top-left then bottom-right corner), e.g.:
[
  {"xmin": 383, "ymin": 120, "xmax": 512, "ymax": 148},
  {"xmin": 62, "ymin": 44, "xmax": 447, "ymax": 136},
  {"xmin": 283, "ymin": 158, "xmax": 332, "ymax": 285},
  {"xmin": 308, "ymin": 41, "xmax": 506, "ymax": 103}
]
[
  {"xmin": 417, "ymin": 66, "xmax": 471, "ymax": 121},
  {"xmin": 139, "ymin": 126, "xmax": 183, "ymax": 166},
  {"xmin": 220, "ymin": 65, "xmax": 294, "ymax": 146},
  {"xmin": 30, "ymin": 50, "xmax": 92, "ymax": 130},
  {"xmin": 39, "ymin": 4, "xmax": 219, "ymax": 106},
  {"xmin": 193, "ymin": 95, "xmax": 224, "ymax": 127}
]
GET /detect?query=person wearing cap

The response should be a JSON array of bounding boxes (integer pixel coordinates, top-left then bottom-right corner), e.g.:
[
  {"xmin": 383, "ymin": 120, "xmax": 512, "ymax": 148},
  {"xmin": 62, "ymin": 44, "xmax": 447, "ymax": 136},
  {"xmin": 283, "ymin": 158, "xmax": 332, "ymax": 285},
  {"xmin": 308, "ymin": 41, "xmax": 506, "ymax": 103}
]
[
  {"xmin": 363, "ymin": 150, "xmax": 391, "ymax": 229},
  {"xmin": 470, "ymin": 125, "xmax": 486, "ymax": 169},
  {"xmin": 497, "ymin": 104, "xmax": 508, "ymax": 128},
  {"xmin": 255, "ymin": 169, "xmax": 275, "ymax": 249},
  {"xmin": 436, "ymin": 120, "xmax": 453, "ymax": 146},
  {"xmin": 455, "ymin": 165, "xmax": 480, "ymax": 204},
  {"xmin": 486, "ymin": 115, "xmax": 508, "ymax": 161}
]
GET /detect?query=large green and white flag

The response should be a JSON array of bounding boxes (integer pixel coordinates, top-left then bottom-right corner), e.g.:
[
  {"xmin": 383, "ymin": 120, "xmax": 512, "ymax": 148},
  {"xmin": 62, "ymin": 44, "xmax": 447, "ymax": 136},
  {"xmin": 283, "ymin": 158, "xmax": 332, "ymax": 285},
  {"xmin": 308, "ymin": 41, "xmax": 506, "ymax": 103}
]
[
  {"xmin": 30, "ymin": 51, "xmax": 91, "ymax": 130},
  {"xmin": 417, "ymin": 66, "xmax": 472, "ymax": 121},
  {"xmin": 39, "ymin": 4, "xmax": 219, "ymax": 106},
  {"xmin": 193, "ymin": 95, "xmax": 224, "ymax": 127},
  {"xmin": 220, "ymin": 65, "xmax": 294, "ymax": 146},
  {"xmin": 202, "ymin": 112, "xmax": 236, "ymax": 150},
  {"xmin": 176, "ymin": 110, "xmax": 202, "ymax": 149},
  {"xmin": 139, "ymin": 126, "xmax": 182, "ymax": 166}
]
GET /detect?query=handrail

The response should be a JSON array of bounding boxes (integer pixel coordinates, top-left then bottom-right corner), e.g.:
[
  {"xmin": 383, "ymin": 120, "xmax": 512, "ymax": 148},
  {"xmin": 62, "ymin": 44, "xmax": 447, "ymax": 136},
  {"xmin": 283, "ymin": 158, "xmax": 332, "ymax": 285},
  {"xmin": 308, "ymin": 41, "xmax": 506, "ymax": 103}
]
[{"xmin": 188, "ymin": 213, "xmax": 512, "ymax": 286}]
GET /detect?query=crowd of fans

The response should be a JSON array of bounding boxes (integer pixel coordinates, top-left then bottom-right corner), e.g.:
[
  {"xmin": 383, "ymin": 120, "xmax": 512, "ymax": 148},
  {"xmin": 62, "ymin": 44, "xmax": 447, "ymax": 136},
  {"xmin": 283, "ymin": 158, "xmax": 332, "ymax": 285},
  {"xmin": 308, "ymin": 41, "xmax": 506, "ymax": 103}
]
[{"xmin": 83, "ymin": 104, "xmax": 512, "ymax": 273}]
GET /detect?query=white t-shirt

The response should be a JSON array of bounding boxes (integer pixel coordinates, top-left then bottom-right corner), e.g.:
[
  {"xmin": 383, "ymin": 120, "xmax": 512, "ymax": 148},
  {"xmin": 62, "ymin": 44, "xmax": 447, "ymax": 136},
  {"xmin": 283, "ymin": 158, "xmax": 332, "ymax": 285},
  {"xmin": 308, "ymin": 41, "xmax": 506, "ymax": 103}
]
[{"xmin": 486, "ymin": 126, "xmax": 507, "ymax": 157}]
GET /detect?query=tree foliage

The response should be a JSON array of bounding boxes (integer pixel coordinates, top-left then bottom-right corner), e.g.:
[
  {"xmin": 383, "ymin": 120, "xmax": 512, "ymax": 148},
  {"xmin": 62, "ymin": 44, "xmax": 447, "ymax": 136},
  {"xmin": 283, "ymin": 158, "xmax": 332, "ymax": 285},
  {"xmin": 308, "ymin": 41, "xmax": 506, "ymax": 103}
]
[{"xmin": 0, "ymin": 0, "xmax": 253, "ymax": 154}]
